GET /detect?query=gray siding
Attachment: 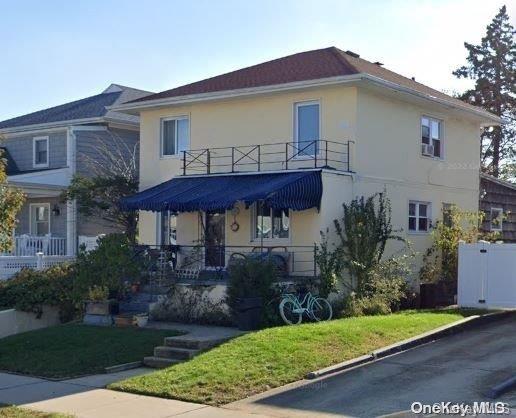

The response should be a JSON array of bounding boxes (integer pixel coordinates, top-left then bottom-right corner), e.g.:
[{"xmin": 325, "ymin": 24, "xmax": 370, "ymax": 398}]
[
  {"xmin": 16, "ymin": 197, "xmax": 67, "ymax": 237},
  {"xmin": 1, "ymin": 131, "xmax": 67, "ymax": 173},
  {"xmin": 480, "ymin": 177, "xmax": 516, "ymax": 242}
]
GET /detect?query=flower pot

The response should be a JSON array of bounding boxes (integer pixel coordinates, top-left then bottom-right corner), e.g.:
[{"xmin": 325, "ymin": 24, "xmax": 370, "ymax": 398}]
[
  {"xmin": 85, "ymin": 300, "xmax": 119, "ymax": 316},
  {"xmin": 234, "ymin": 297, "xmax": 263, "ymax": 331},
  {"xmin": 135, "ymin": 315, "xmax": 149, "ymax": 328}
]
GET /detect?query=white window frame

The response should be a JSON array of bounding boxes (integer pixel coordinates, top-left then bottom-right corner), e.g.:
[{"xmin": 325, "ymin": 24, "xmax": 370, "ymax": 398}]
[
  {"xmin": 421, "ymin": 116, "xmax": 444, "ymax": 159},
  {"xmin": 294, "ymin": 100, "xmax": 321, "ymax": 159},
  {"xmin": 251, "ymin": 203, "xmax": 290, "ymax": 243},
  {"xmin": 160, "ymin": 116, "xmax": 190, "ymax": 158},
  {"xmin": 490, "ymin": 207, "xmax": 503, "ymax": 232},
  {"xmin": 29, "ymin": 203, "xmax": 51, "ymax": 236},
  {"xmin": 157, "ymin": 210, "xmax": 178, "ymax": 245},
  {"xmin": 33, "ymin": 136, "xmax": 49, "ymax": 168},
  {"xmin": 408, "ymin": 201, "xmax": 431, "ymax": 233}
]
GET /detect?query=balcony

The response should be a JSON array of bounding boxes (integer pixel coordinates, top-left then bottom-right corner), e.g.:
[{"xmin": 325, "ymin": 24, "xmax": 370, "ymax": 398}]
[{"xmin": 181, "ymin": 140, "xmax": 352, "ymax": 176}]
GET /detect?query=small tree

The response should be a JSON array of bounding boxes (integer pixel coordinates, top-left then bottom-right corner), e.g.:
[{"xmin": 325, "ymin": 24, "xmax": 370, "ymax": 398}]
[
  {"xmin": 62, "ymin": 132, "xmax": 138, "ymax": 242},
  {"xmin": 334, "ymin": 192, "xmax": 404, "ymax": 295},
  {"xmin": 0, "ymin": 148, "xmax": 24, "ymax": 252},
  {"xmin": 419, "ymin": 205, "xmax": 497, "ymax": 283}
]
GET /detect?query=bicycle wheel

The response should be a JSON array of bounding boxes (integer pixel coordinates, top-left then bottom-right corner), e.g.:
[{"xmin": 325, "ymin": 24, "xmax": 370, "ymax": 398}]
[
  {"xmin": 311, "ymin": 298, "xmax": 333, "ymax": 321},
  {"xmin": 279, "ymin": 298, "xmax": 302, "ymax": 325}
]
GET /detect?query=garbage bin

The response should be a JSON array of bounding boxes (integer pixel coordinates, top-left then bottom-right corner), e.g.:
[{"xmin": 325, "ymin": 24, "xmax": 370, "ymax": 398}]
[{"xmin": 234, "ymin": 297, "xmax": 263, "ymax": 331}]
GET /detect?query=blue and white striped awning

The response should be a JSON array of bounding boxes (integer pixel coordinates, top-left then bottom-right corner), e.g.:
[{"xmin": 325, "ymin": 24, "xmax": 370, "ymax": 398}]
[{"xmin": 120, "ymin": 170, "xmax": 322, "ymax": 212}]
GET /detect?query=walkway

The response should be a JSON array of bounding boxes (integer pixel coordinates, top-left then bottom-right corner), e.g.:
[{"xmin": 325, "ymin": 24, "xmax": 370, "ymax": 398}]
[{"xmin": 0, "ymin": 369, "xmax": 270, "ymax": 418}]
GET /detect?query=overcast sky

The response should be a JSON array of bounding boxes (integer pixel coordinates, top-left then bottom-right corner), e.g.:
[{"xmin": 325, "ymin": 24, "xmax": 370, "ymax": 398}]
[{"xmin": 1, "ymin": 0, "xmax": 514, "ymax": 121}]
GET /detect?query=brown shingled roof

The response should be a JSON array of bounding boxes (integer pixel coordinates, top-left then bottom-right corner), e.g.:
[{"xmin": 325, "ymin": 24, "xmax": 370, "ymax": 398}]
[{"xmin": 129, "ymin": 47, "xmax": 492, "ymax": 117}]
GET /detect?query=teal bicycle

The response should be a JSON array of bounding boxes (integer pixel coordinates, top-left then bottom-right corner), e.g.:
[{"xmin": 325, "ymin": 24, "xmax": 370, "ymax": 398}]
[{"xmin": 279, "ymin": 291, "xmax": 332, "ymax": 325}]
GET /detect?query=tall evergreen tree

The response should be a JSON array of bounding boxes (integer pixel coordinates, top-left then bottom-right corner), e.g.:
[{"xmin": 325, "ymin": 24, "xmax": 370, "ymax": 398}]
[{"xmin": 453, "ymin": 5, "xmax": 515, "ymax": 178}]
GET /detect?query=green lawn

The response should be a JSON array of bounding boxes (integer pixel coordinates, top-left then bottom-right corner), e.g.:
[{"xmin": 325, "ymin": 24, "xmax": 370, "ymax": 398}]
[
  {"xmin": 0, "ymin": 405, "xmax": 72, "ymax": 418},
  {"xmin": 109, "ymin": 310, "xmax": 473, "ymax": 405},
  {"xmin": 0, "ymin": 324, "xmax": 182, "ymax": 378}
]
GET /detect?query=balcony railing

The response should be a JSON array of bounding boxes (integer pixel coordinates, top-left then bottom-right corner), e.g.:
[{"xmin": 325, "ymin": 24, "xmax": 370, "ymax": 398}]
[
  {"xmin": 133, "ymin": 244, "xmax": 318, "ymax": 285},
  {"xmin": 181, "ymin": 140, "xmax": 352, "ymax": 176},
  {"xmin": 8, "ymin": 235, "xmax": 67, "ymax": 256}
]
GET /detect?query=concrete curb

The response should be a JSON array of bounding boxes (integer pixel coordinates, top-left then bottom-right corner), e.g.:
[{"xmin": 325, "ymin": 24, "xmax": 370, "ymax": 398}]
[
  {"xmin": 487, "ymin": 375, "xmax": 516, "ymax": 399},
  {"xmin": 104, "ymin": 361, "xmax": 143, "ymax": 374},
  {"xmin": 306, "ymin": 310, "xmax": 514, "ymax": 380}
]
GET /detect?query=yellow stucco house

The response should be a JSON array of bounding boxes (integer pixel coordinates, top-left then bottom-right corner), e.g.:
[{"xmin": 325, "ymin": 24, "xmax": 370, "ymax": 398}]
[{"xmin": 114, "ymin": 47, "xmax": 500, "ymax": 281}]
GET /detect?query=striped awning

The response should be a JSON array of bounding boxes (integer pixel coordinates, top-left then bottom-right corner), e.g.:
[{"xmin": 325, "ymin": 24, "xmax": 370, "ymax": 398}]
[{"xmin": 120, "ymin": 170, "xmax": 322, "ymax": 212}]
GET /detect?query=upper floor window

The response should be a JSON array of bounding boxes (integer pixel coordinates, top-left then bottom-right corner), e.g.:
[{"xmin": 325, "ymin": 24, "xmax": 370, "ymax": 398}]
[
  {"xmin": 295, "ymin": 101, "xmax": 320, "ymax": 157},
  {"xmin": 421, "ymin": 116, "xmax": 442, "ymax": 158},
  {"xmin": 161, "ymin": 117, "xmax": 189, "ymax": 157},
  {"xmin": 490, "ymin": 207, "xmax": 503, "ymax": 232},
  {"xmin": 409, "ymin": 201, "xmax": 431, "ymax": 232},
  {"xmin": 33, "ymin": 136, "xmax": 49, "ymax": 167},
  {"xmin": 254, "ymin": 203, "xmax": 290, "ymax": 240}
]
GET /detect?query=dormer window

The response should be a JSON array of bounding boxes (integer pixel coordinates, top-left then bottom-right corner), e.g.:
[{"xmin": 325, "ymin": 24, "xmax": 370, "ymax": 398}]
[
  {"xmin": 33, "ymin": 136, "xmax": 49, "ymax": 168},
  {"xmin": 421, "ymin": 117, "xmax": 442, "ymax": 158}
]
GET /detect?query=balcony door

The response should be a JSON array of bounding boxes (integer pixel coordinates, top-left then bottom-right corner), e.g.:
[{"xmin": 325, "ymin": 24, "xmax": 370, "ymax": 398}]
[{"xmin": 204, "ymin": 210, "xmax": 225, "ymax": 268}]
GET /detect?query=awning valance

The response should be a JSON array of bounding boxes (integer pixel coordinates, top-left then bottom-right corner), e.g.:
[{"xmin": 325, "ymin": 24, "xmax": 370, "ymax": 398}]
[{"xmin": 120, "ymin": 170, "xmax": 322, "ymax": 212}]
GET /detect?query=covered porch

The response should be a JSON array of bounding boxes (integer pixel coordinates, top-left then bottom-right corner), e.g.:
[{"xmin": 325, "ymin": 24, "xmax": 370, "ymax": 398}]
[{"xmin": 123, "ymin": 169, "xmax": 352, "ymax": 282}]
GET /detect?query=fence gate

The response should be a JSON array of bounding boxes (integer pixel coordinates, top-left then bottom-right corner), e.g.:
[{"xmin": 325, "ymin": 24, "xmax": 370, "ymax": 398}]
[{"xmin": 458, "ymin": 242, "xmax": 516, "ymax": 309}]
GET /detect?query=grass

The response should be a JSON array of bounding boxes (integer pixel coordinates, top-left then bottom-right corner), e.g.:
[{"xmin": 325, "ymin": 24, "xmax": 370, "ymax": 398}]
[
  {"xmin": 109, "ymin": 309, "xmax": 474, "ymax": 405},
  {"xmin": 0, "ymin": 405, "xmax": 72, "ymax": 418},
  {"xmin": 0, "ymin": 324, "xmax": 182, "ymax": 378}
]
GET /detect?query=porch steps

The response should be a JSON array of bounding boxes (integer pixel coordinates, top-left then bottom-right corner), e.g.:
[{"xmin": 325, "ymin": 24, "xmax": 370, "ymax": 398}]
[
  {"xmin": 143, "ymin": 334, "xmax": 232, "ymax": 368},
  {"xmin": 119, "ymin": 292, "xmax": 160, "ymax": 314}
]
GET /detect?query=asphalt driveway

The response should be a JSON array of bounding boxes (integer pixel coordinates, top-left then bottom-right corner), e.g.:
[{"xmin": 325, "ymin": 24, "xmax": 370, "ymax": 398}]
[{"xmin": 227, "ymin": 315, "xmax": 516, "ymax": 417}]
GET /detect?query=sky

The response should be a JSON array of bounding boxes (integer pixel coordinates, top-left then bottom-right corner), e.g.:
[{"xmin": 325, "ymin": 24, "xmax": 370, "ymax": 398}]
[{"xmin": 1, "ymin": 0, "xmax": 514, "ymax": 121}]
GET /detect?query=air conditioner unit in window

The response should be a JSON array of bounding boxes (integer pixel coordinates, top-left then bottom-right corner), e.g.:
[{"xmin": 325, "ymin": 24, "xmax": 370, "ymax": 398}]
[{"xmin": 421, "ymin": 143, "xmax": 435, "ymax": 156}]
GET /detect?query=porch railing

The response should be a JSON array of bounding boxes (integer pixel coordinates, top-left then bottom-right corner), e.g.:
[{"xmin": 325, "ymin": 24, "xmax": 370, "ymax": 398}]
[
  {"xmin": 133, "ymin": 244, "xmax": 318, "ymax": 285},
  {"xmin": 10, "ymin": 236, "xmax": 67, "ymax": 256},
  {"xmin": 181, "ymin": 140, "xmax": 352, "ymax": 176}
]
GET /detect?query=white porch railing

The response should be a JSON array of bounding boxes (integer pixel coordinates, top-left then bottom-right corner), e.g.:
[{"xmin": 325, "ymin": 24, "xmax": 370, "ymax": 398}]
[
  {"xmin": 10, "ymin": 235, "xmax": 67, "ymax": 256},
  {"xmin": 0, "ymin": 254, "xmax": 75, "ymax": 280}
]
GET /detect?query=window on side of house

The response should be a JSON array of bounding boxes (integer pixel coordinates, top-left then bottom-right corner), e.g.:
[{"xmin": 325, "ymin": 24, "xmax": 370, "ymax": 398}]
[
  {"xmin": 161, "ymin": 117, "xmax": 189, "ymax": 157},
  {"xmin": 33, "ymin": 136, "xmax": 49, "ymax": 167},
  {"xmin": 421, "ymin": 116, "xmax": 442, "ymax": 158},
  {"xmin": 408, "ymin": 201, "xmax": 431, "ymax": 232},
  {"xmin": 30, "ymin": 204, "xmax": 50, "ymax": 236},
  {"xmin": 442, "ymin": 203, "xmax": 453, "ymax": 227},
  {"xmin": 294, "ymin": 101, "xmax": 320, "ymax": 157},
  {"xmin": 490, "ymin": 207, "xmax": 503, "ymax": 232},
  {"xmin": 254, "ymin": 203, "xmax": 290, "ymax": 240}
]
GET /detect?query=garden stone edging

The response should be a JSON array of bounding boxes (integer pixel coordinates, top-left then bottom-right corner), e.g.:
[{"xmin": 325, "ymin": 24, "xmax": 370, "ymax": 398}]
[{"xmin": 306, "ymin": 311, "xmax": 515, "ymax": 380}]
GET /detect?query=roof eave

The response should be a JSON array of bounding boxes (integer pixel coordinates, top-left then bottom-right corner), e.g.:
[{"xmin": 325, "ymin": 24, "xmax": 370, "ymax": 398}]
[{"xmin": 0, "ymin": 115, "xmax": 139, "ymax": 135}]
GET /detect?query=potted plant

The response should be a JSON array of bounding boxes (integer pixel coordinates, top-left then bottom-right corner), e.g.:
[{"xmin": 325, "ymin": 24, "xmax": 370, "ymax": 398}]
[
  {"xmin": 133, "ymin": 313, "xmax": 149, "ymax": 327},
  {"xmin": 226, "ymin": 256, "xmax": 277, "ymax": 330},
  {"xmin": 84, "ymin": 285, "xmax": 119, "ymax": 316}
]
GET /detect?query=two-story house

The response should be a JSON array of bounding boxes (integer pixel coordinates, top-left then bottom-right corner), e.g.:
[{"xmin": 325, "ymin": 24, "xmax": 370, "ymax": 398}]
[
  {"xmin": 114, "ymin": 47, "xmax": 500, "ymax": 280},
  {"xmin": 0, "ymin": 84, "xmax": 151, "ymax": 257}
]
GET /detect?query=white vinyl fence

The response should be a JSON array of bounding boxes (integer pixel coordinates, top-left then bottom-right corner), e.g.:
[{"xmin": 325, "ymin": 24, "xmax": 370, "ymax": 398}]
[
  {"xmin": 458, "ymin": 241, "xmax": 516, "ymax": 309},
  {"xmin": 0, "ymin": 253, "xmax": 75, "ymax": 280}
]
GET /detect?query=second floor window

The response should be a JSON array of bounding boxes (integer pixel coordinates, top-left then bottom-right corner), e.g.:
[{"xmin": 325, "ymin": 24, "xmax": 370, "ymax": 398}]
[
  {"xmin": 161, "ymin": 117, "xmax": 189, "ymax": 157},
  {"xmin": 254, "ymin": 203, "xmax": 290, "ymax": 240},
  {"xmin": 33, "ymin": 136, "xmax": 49, "ymax": 167},
  {"xmin": 295, "ymin": 101, "xmax": 320, "ymax": 157},
  {"xmin": 421, "ymin": 116, "xmax": 442, "ymax": 158}
]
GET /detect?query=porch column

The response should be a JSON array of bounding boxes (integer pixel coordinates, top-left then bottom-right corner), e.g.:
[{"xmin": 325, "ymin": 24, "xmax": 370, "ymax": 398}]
[{"xmin": 66, "ymin": 200, "xmax": 77, "ymax": 256}]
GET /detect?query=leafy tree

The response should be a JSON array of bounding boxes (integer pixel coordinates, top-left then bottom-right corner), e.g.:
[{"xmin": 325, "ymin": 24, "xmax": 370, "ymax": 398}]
[
  {"xmin": 0, "ymin": 148, "xmax": 24, "ymax": 252},
  {"xmin": 62, "ymin": 132, "xmax": 138, "ymax": 242},
  {"xmin": 453, "ymin": 5, "xmax": 515, "ymax": 178}
]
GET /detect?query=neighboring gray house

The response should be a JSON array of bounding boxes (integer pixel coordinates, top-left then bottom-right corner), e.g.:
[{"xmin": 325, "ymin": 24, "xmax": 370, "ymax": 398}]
[{"xmin": 0, "ymin": 84, "xmax": 152, "ymax": 256}]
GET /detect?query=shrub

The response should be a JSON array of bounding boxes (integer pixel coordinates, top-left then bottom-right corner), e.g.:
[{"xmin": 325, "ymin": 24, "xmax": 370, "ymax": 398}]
[
  {"xmin": 87, "ymin": 285, "xmax": 109, "ymax": 301},
  {"xmin": 0, "ymin": 263, "xmax": 77, "ymax": 321},
  {"xmin": 75, "ymin": 233, "xmax": 142, "ymax": 299},
  {"xmin": 226, "ymin": 256, "xmax": 280, "ymax": 326},
  {"xmin": 343, "ymin": 293, "xmax": 391, "ymax": 317}
]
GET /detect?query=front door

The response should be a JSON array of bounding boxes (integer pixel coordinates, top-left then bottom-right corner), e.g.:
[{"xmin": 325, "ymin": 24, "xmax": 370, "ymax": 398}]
[{"xmin": 205, "ymin": 210, "xmax": 225, "ymax": 268}]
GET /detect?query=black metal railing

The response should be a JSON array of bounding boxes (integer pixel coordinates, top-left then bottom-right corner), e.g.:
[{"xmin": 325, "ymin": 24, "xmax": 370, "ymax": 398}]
[
  {"xmin": 181, "ymin": 140, "xmax": 352, "ymax": 175},
  {"xmin": 133, "ymin": 244, "xmax": 318, "ymax": 285}
]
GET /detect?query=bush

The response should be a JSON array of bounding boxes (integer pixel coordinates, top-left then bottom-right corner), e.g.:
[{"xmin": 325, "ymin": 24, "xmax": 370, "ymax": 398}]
[
  {"xmin": 0, "ymin": 263, "xmax": 77, "ymax": 321},
  {"xmin": 343, "ymin": 293, "xmax": 391, "ymax": 317},
  {"xmin": 75, "ymin": 234, "xmax": 142, "ymax": 299},
  {"xmin": 226, "ymin": 257, "xmax": 280, "ymax": 326}
]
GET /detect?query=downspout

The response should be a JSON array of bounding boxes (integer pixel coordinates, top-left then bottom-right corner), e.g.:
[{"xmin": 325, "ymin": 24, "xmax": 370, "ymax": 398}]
[{"xmin": 66, "ymin": 127, "xmax": 77, "ymax": 257}]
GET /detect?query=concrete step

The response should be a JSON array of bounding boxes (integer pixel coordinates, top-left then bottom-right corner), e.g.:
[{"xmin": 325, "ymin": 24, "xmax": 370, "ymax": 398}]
[
  {"xmin": 143, "ymin": 356, "xmax": 181, "ymax": 369},
  {"xmin": 154, "ymin": 346, "xmax": 198, "ymax": 360},
  {"xmin": 164, "ymin": 336, "xmax": 228, "ymax": 350}
]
